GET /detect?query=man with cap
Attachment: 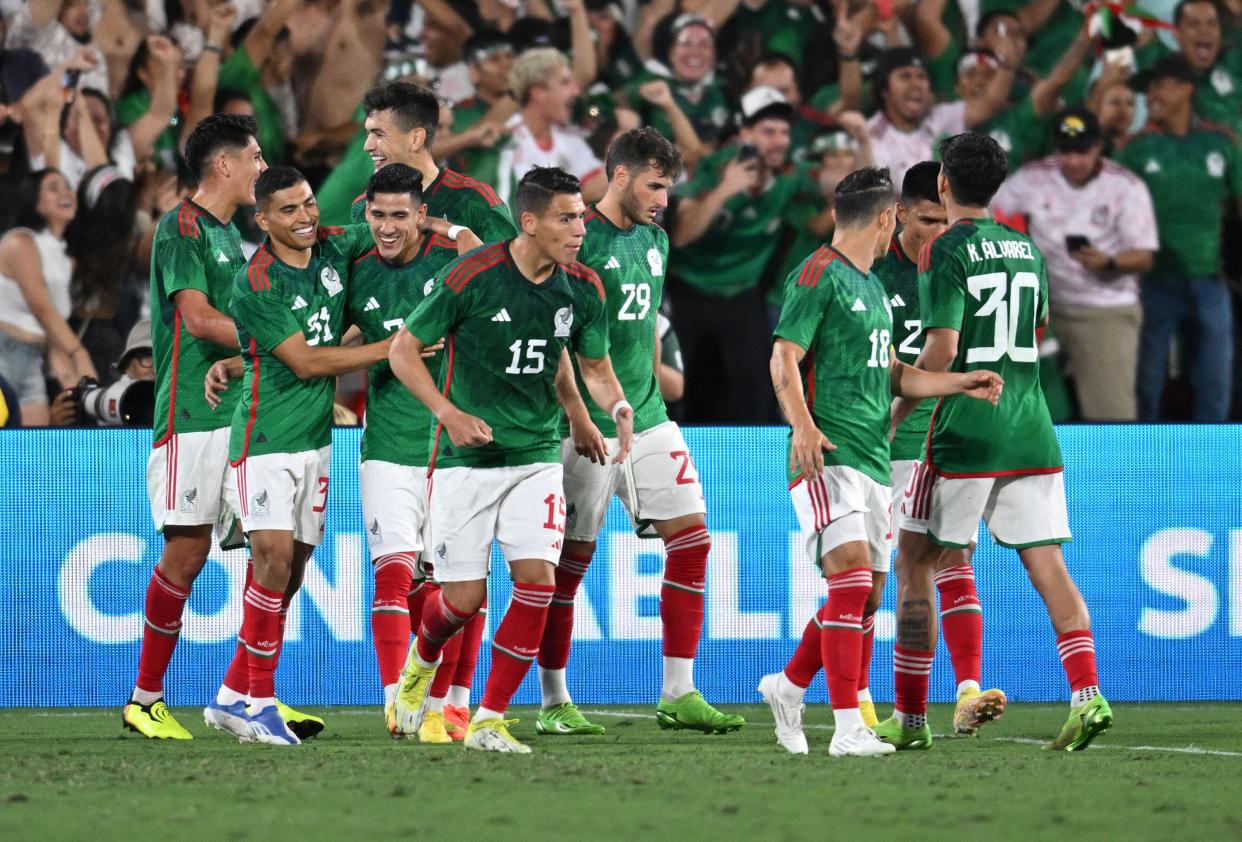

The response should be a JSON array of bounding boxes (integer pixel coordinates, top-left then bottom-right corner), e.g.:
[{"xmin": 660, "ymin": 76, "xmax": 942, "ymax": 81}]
[
  {"xmin": 992, "ymin": 109, "xmax": 1158, "ymax": 420},
  {"xmin": 441, "ymin": 30, "xmax": 518, "ymax": 186},
  {"xmin": 1116, "ymin": 54, "xmax": 1242, "ymax": 421},
  {"xmin": 48, "ymin": 320, "xmax": 155, "ymax": 426},
  {"xmin": 669, "ymin": 86, "xmax": 830, "ymax": 423}
]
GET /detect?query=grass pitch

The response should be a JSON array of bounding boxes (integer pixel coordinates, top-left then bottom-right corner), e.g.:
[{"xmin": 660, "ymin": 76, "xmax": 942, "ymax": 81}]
[{"xmin": 2, "ymin": 703, "xmax": 1240, "ymax": 841}]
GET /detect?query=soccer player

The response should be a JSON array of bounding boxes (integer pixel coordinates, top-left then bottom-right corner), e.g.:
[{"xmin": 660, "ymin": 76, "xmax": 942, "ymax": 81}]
[
  {"xmin": 532, "ymin": 127, "xmax": 742, "ymax": 736},
  {"xmin": 353, "ymin": 80, "xmax": 518, "ymax": 243},
  {"xmin": 876, "ymin": 133, "xmax": 1112, "ymax": 752},
  {"xmin": 759, "ymin": 166, "xmax": 1003, "ymax": 757},
  {"xmin": 388, "ymin": 166, "xmax": 633, "ymax": 754},
  {"xmin": 123, "ymin": 114, "xmax": 270, "ymax": 739},
  {"xmin": 348, "ymin": 163, "xmax": 479, "ymax": 741},
  {"xmin": 216, "ymin": 166, "xmax": 394, "ymax": 745}
]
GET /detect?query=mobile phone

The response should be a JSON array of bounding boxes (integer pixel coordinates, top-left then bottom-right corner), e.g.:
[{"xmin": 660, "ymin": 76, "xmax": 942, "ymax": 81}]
[
  {"xmin": 1065, "ymin": 235, "xmax": 1090, "ymax": 252},
  {"xmin": 737, "ymin": 142, "xmax": 760, "ymax": 164},
  {"xmin": 62, "ymin": 68, "xmax": 82, "ymax": 104}
]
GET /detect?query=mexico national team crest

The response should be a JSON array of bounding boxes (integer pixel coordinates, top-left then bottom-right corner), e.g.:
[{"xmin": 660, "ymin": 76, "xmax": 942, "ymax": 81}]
[
  {"xmin": 179, "ymin": 487, "xmax": 198, "ymax": 513},
  {"xmin": 646, "ymin": 248, "xmax": 663, "ymax": 277},
  {"xmin": 251, "ymin": 490, "xmax": 270, "ymax": 517},
  {"xmin": 554, "ymin": 307, "xmax": 573, "ymax": 338},
  {"xmin": 367, "ymin": 518, "xmax": 383, "ymax": 546},
  {"xmin": 424, "ymin": 277, "xmax": 435, "ymax": 296},
  {"xmin": 1207, "ymin": 151, "xmax": 1226, "ymax": 178},
  {"xmin": 320, "ymin": 266, "xmax": 343, "ymax": 296}
]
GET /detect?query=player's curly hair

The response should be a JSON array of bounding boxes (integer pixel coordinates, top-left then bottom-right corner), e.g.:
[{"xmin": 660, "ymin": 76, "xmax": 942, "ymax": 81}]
[
  {"xmin": 604, "ymin": 127, "xmax": 684, "ymax": 182},
  {"xmin": 939, "ymin": 132, "xmax": 1007, "ymax": 208},
  {"xmin": 515, "ymin": 166, "xmax": 581, "ymax": 218},
  {"xmin": 366, "ymin": 163, "xmax": 424, "ymax": 204},
  {"xmin": 362, "ymin": 81, "xmax": 440, "ymax": 147},
  {"xmin": 184, "ymin": 113, "xmax": 258, "ymax": 180},
  {"xmin": 833, "ymin": 166, "xmax": 896, "ymax": 228}
]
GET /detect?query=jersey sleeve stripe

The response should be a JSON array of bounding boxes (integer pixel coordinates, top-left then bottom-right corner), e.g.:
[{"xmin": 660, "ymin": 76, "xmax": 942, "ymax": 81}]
[
  {"xmin": 427, "ymin": 233, "xmax": 457, "ymax": 251},
  {"xmin": 177, "ymin": 202, "xmax": 201, "ymax": 238},
  {"xmin": 798, "ymin": 247, "xmax": 834, "ymax": 287},
  {"xmin": 445, "ymin": 242, "xmax": 505, "ymax": 292},
  {"xmin": 248, "ymin": 248, "xmax": 273, "ymax": 291},
  {"xmin": 566, "ymin": 262, "xmax": 606, "ymax": 299},
  {"xmin": 317, "ymin": 225, "xmax": 346, "ymax": 240},
  {"xmin": 443, "ymin": 169, "xmax": 504, "ymax": 206}
]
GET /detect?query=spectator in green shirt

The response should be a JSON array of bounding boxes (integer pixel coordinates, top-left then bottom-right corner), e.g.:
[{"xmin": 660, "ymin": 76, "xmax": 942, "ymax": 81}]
[
  {"xmin": 586, "ymin": 0, "xmax": 645, "ymax": 90},
  {"xmin": 115, "ymin": 35, "xmax": 184, "ymax": 173},
  {"xmin": 217, "ymin": 0, "xmax": 299, "ymax": 166},
  {"xmin": 443, "ymin": 30, "xmax": 517, "ymax": 187}
]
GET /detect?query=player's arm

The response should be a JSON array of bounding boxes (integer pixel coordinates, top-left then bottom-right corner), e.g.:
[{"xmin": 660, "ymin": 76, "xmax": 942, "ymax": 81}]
[
  {"xmin": 272, "ymin": 331, "xmax": 393, "ymax": 379},
  {"xmin": 389, "ymin": 326, "xmax": 492, "ymax": 446},
  {"xmin": 770, "ymin": 338, "xmax": 834, "ymax": 480},
  {"xmin": 175, "ymin": 290, "xmax": 240, "ymax": 350},
  {"xmin": 557, "ymin": 348, "xmax": 608, "ymax": 464},
  {"xmin": 574, "ymin": 351, "xmax": 633, "ymax": 463},
  {"xmin": 889, "ymin": 327, "xmax": 961, "ymax": 433},
  {"xmin": 889, "ymin": 355, "xmax": 1003, "ymax": 404},
  {"xmin": 422, "ymin": 218, "xmax": 483, "ymax": 253}
]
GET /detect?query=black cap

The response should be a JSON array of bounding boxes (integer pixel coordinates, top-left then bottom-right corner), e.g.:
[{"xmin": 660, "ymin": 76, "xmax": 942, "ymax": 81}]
[
  {"xmin": 463, "ymin": 29, "xmax": 515, "ymax": 65},
  {"xmin": 1052, "ymin": 107, "xmax": 1102, "ymax": 152},
  {"xmin": 872, "ymin": 47, "xmax": 925, "ymax": 101},
  {"xmin": 1130, "ymin": 54, "xmax": 1197, "ymax": 91}
]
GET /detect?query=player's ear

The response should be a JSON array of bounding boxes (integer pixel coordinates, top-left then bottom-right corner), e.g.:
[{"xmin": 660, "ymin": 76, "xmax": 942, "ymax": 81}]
[
  {"xmin": 415, "ymin": 202, "xmax": 428, "ymax": 227},
  {"xmin": 937, "ymin": 171, "xmax": 949, "ymax": 201},
  {"xmin": 254, "ymin": 208, "xmax": 270, "ymax": 233}
]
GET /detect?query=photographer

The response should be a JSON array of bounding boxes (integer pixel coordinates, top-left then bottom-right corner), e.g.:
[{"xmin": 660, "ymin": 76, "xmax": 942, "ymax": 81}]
[{"xmin": 49, "ymin": 319, "xmax": 153, "ymax": 426}]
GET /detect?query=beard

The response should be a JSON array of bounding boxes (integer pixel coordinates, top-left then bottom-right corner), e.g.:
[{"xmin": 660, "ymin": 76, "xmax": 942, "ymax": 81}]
[{"xmin": 618, "ymin": 184, "xmax": 648, "ymax": 225}]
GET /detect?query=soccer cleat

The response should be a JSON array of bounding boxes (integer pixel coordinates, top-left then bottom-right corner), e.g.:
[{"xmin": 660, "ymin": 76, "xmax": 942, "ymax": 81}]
[
  {"xmin": 122, "ymin": 698, "xmax": 193, "ymax": 740},
  {"xmin": 828, "ymin": 722, "xmax": 897, "ymax": 757},
  {"xmin": 464, "ymin": 718, "xmax": 532, "ymax": 753},
  {"xmin": 859, "ymin": 700, "xmax": 879, "ymax": 729},
  {"xmin": 535, "ymin": 702, "xmax": 607, "ymax": 735},
  {"xmin": 203, "ymin": 699, "xmax": 250, "ymax": 740},
  {"xmin": 1047, "ymin": 695, "xmax": 1113, "ymax": 752},
  {"xmin": 873, "ymin": 715, "xmax": 934, "ymax": 750},
  {"xmin": 443, "ymin": 704, "xmax": 469, "ymax": 741},
  {"xmin": 756, "ymin": 674, "xmax": 808, "ymax": 755},
  {"xmin": 384, "ymin": 703, "xmax": 403, "ymax": 739},
  {"xmin": 246, "ymin": 704, "xmax": 301, "ymax": 745},
  {"xmin": 276, "ymin": 700, "xmax": 325, "ymax": 741},
  {"xmin": 655, "ymin": 691, "xmax": 745, "ymax": 734},
  {"xmin": 419, "ymin": 710, "xmax": 454, "ymax": 744},
  {"xmin": 954, "ymin": 687, "xmax": 1007, "ymax": 736},
  {"xmin": 392, "ymin": 643, "xmax": 438, "ymax": 737}
]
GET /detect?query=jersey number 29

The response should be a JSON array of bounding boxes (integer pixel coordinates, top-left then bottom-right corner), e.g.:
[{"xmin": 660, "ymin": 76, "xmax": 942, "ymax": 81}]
[
  {"xmin": 966, "ymin": 272, "xmax": 1039, "ymax": 364},
  {"xmin": 618, "ymin": 282, "xmax": 651, "ymax": 321}
]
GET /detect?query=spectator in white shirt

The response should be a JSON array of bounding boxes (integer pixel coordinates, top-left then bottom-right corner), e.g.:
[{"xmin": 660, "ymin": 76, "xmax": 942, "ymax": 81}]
[{"xmin": 992, "ymin": 109, "xmax": 1158, "ymax": 420}]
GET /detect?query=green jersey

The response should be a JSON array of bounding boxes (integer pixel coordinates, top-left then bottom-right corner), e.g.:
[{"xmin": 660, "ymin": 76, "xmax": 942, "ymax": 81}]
[
  {"xmin": 561, "ymin": 206, "xmax": 669, "ymax": 436},
  {"xmin": 228, "ymin": 224, "xmax": 374, "ymax": 461},
  {"xmin": 875, "ymin": 235, "xmax": 933, "ymax": 462},
  {"xmin": 347, "ymin": 234, "xmax": 460, "ymax": 466},
  {"xmin": 150, "ymin": 200, "xmax": 245, "ymax": 446},
  {"xmin": 1137, "ymin": 41, "xmax": 1242, "ymax": 139},
  {"xmin": 1115, "ymin": 123, "xmax": 1242, "ymax": 278},
  {"xmin": 774, "ymin": 246, "xmax": 894, "ymax": 486},
  {"xmin": 406, "ymin": 242, "xmax": 609, "ymax": 469},
  {"xmin": 448, "ymin": 97, "xmax": 505, "ymax": 189},
  {"xmin": 627, "ymin": 73, "xmax": 732, "ymax": 145},
  {"xmin": 920, "ymin": 218, "xmax": 1061, "ymax": 477},
  {"xmin": 217, "ymin": 48, "xmax": 285, "ymax": 165},
  {"xmin": 351, "ymin": 167, "xmax": 518, "ymax": 243}
]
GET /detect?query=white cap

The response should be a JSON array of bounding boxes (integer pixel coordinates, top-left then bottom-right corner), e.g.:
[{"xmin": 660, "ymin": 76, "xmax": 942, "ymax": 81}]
[{"xmin": 740, "ymin": 85, "xmax": 794, "ymax": 123}]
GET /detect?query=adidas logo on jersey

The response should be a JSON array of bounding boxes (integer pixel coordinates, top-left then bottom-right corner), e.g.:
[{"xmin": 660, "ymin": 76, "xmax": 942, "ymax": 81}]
[
  {"xmin": 890, "ymin": 294, "xmax": 905, "ymax": 307},
  {"xmin": 605, "ymin": 256, "xmax": 621, "ymax": 270},
  {"xmin": 216, "ymin": 251, "xmax": 229, "ymax": 263},
  {"xmin": 364, "ymin": 297, "xmax": 380, "ymax": 312},
  {"xmin": 291, "ymin": 296, "xmax": 308, "ymax": 310},
  {"xmin": 491, "ymin": 309, "xmax": 512, "ymax": 322},
  {"xmin": 851, "ymin": 298, "xmax": 867, "ymax": 312}
]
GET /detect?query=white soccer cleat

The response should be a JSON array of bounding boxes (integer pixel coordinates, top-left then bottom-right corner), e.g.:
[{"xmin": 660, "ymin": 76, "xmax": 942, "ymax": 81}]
[
  {"xmin": 463, "ymin": 718, "xmax": 532, "ymax": 754},
  {"xmin": 829, "ymin": 723, "xmax": 896, "ymax": 758},
  {"xmin": 203, "ymin": 700, "xmax": 251, "ymax": 740},
  {"xmin": 757, "ymin": 673, "xmax": 809, "ymax": 755}
]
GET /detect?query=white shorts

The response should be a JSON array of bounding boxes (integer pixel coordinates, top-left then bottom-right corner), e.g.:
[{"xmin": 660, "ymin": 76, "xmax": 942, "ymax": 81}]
[
  {"xmin": 147, "ymin": 429, "xmax": 240, "ymax": 543},
  {"xmin": 902, "ymin": 466, "xmax": 1072, "ymax": 549},
  {"xmin": 230, "ymin": 445, "xmax": 332, "ymax": 547},
  {"xmin": 790, "ymin": 465, "xmax": 892, "ymax": 573},
  {"xmin": 360, "ymin": 460, "xmax": 429, "ymax": 560},
  {"xmin": 889, "ymin": 458, "xmax": 919, "ymax": 536},
  {"xmin": 562, "ymin": 421, "xmax": 706, "ymax": 542},
  {"xmin": 427, "ymin": 462, "xmax": 565, "ymax": 582}
]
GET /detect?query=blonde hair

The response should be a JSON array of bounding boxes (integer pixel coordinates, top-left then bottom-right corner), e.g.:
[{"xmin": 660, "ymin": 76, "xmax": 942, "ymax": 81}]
[{"xmin": 510, "ymin": 48, "xmax": 569, "ymax": 105}]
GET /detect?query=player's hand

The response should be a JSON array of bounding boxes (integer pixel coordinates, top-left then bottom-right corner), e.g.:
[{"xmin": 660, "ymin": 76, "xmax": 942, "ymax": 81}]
[
  {"xmin": 790, "ymin": 421, "xmax": 834, "ymax": 480},
  {"xmin": 569, "ymin": 413, "xmax": 608, "ymax": 464},
  {"xmin": 442, "ymin": 407, "xmax": 492, "ymax": 447},
  {"xmin": 611, "ymin": 404, "xmax": 634, "ymax": 464},
  {"xmin": 959, "ymin": 370, "xmax": 1004, "ymax": 405},
  {"xmin": 205, "ymin": 361, "xmax": 233, "ymax": 409},
  {"xmin": 420, "ymin": 337, "xmax": 445, "ymax": 358}
]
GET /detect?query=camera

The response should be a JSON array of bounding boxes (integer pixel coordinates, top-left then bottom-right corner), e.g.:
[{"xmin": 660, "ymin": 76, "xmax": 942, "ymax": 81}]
[
  {"xmin": 71, "ymin": 376, "xmax": 155, "ymax": 426},
  {"xmin": 736, "ymin": 142, "xmax": 760, "ymax": 164}
]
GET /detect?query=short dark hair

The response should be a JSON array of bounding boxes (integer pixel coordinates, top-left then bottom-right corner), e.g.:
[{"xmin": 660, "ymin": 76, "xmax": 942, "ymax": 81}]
[
  {"xmin": 901, "ymin": 161, "xmax": 942, "ymax": 206},
  {"xmin": 184, "ymin": 113, "xmax": 258, "ymax": 179},
  {"xmin": 872, "ymin": 48, "xmax": 924, "ymax": 105},
  {"xmin": 362, "ymin": 81, "xmax": 440, "ymax": 146},
  {"xmin": 938, "ymin": 132, "xmax": 1007, "ymax": 208},
  {"xmin": 1174, "ymin": 0, "xmax": 1220, "ymax": 26},
  {"xmin": 255, "ymin": 165, "xmax": 307, "ymax": 209},
  {"xmin": 605, "ymin": 127, "xmax": 684, "ymax": 181},
  {"xmin": 975, "ymin": 9, "xmax": 1021, "ymax": 39},
  {"xmin": 751, "ymin": 51, "xmax": 800, "ymax": 85},
  {"xmin": 515, "ymin": 166, "xmax": 581, "ymax": 217},
  {"xmin": 212, "ymin": 87, "xmax": 251, "ymax": 115},
  {"xmin": 366, "ymin": 162, "xmax": 424, "ymax": 204},
  {"xmin": 833, "ymin": 166, "xmax": 896, "ymax": 228}
]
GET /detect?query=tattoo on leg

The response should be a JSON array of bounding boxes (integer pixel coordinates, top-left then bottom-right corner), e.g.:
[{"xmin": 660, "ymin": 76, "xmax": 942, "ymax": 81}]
[{"xmin": 897, "ymin": 599, "xmax": 932, "ymax": 649}]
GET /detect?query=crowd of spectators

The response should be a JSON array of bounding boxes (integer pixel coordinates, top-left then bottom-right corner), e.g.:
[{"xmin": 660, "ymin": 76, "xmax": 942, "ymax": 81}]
[{"xmin": 0, "ymin": 0, "xmax": 1240, "ymax": 426}]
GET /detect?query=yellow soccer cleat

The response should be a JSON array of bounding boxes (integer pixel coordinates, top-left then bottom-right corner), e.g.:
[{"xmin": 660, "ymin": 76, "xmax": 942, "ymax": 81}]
[
  {"xmin": 464, "ymin": 718, "xmax": 532, "ymax": 753},
  {"xmin": 419, "ymin": 710, "xmax": 454, "ymax": 744},
  {"xmin": 274, "ymin": 700, "xmax": 325, "ymax": 741},
  {"xmin": 392, "ymin": 642, "xmax": 439, "ymax": 737},
  {"xmin": 122, "ymin": 699, "xmax": 193, "ymax": 740},
  {"xmin": 954, "ymin": 687, "xmax": 1007, "ymax": 736},
  {"xmin": 859, "ymin": 700, "xmax": 879, "ymax": 729},
  {"xmin": 384, "ymin": 703, "xmax": 403, "ymax": 740}
]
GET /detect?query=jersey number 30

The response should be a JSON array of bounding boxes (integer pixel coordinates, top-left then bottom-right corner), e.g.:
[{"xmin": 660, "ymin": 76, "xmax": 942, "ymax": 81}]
[{"xmin": 966, "ymin": 271, "xmax": 1039, "ymax": 364}]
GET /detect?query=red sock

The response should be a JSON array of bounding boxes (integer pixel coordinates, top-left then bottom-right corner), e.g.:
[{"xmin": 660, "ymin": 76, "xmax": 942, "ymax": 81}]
[
  {"xmin": 221, "ymin": 559, "xmax": 254, "ymax": 696},
  {"xmin": 408, "ymin": 580, "xmax": 434, "ymax": 635},
  {"xmin": 415, "ymin": 590, "xmax": 475, "ymax": 664},
  {"xmin": 371, "ymin": 553, "xmax": 417, "ymax": 686},
  {"xmin": 537, "ymin": 551, "xmax": 591, "ymax": 669},
  {"xmin": 784, "ymin": 603, "xmax": 826, "ymax": 688},
  {"xmin": 661, "ymin": 526, "xmax": 710, "ymax": 658},
  {"xmin": 242, "ymin": 582, "xmax": 285, "ymax": 700},
  {"xmin": 430, "ymin": 632, "xmax": 464, "ymax": 698},
  {"xmin": 859, "ymin": 614, "xmax": 876, "ymax": 693},
  {"xmin": 135, "ymin": 567, "xmax": 190, "ymax": 695},
  {"xmin": 480, "ymin": 583, "xmax": 555, "ymax": 714},
  {"xmin": 893, "ymin": 645, "xmax": 935, "ymax": 715},
  {"xmin": 820, "ymin": 569, "xmax": 871, "ymax": 709},
  {"xmin": 1057, "ymin": 630, "xmax": 1098, "ymax": 691},
  {"xmin": 935, "ymin": 564, "xmax": 983, "ymax": 687},
  {"xmin": 452, "ymin": 601, "xmax": 487, "ymax": 689}
]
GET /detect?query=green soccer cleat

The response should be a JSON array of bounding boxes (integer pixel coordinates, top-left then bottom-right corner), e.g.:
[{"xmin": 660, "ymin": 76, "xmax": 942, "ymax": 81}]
[
  {"xmin": 276, "ymin": 700, "xmax": 325, "ymax": 741},
  {"xmin": 1047, "ymin": 695, "xmax": 1113, "ymax": 752},
  {"xmin": 122, "ymin": 698, "xmax": 193, "ymax": 740},
  {"xmin": 655, "ymin": 691, "xmax": 745, "ymax": 734},
  {"xmin": 535, "ymin": 702, "xmax": 606, "ymax": 735},
  {"xmin": 873, "ymin": 715, "xmax": 934, "ymax": 750}
]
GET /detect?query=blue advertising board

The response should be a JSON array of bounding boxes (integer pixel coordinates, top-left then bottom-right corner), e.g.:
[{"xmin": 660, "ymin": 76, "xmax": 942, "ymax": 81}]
[{"xmin": 2, "ymin": 426, "xmax": 1240, "ymax": 708}]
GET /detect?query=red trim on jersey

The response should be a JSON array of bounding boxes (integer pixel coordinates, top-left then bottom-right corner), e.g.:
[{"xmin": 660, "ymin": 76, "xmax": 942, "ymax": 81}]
[
  {"xmin": 583, "ymin": 206, "xmax": 600, "ymax": 224},
  {"xmin": 353, "ymin": 246, "xmax": 380, "ymax": 265},
  {"xmin": 439, "ymin": 168, "xmax": 504, "ymax": 207},
  {"xmin": 797, "ymin": 247, "xmax": 835, "ymax": 287},
  {"xmin": 445, "ymin": 242, "xmax": 506, "ymax": 292},
  {"xmin": 566, "ymin": 261, "xmax": 605, "ymax": 300},
  {"xmin": 805, "ymin": 350, "xmax": 816, "ymax": 410},
  {"xmin": 317, "ymin": 225, "xmax": 346, "ymax": 241},
  {"xmin": 230, "ymin": 338, "xmax": 261, "ymax": 467},
  {"xmin": 353, "ymin": 191, "xmax": 367, "ymax": 205},
  {"xmin": 248, "ymin": 247, "xmax": 274, "ymax": 291},
  {"xmin": 177, "ymin": 201, "xmax": 202, "ymax": 238},
  {"xmin": 427, "ymin": 335, "xmax": 455, "ymax": 475},
  {"xmin": 426, "ymin": 233, "xmax": 458, "ymax": 252},
  {"xmin": 153, "ymin": 311, "xmax": 183, "ymax": 448},
  {"xmin": 918, "ymin": 224, "xmax": 960, "ymax": 273}
]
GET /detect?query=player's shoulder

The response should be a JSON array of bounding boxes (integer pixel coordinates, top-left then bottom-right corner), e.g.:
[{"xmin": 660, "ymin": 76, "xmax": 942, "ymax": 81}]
[
  {"xmin": 424, "ymin": 232, "xmax": 459, "ymax": 254},
  {"xmin": 790, "ymin": 245, "xmax": 839, "ymax": 289},
  {"xmin": 441, "ymin": 240, "xmax": 509, "ymax": 293},
  {"xmin": 919, "ymin": 221, "xmax": 973, "ymax": 272},
  {"xmin": 440, "ymin": 168, "xmax": 504, "ymax": 207},
  {"xmin": 158, "ymin": 200, "xmax": 206, "ymax": 240},
  {"xmin": 316, "ymin": 224, "xmax": 350, "ymax": 241},
  {"xmin": 240, "ymin": 242, "xmax": 278, "ymax": 292},
  {"xmin": 565, "ymin": 260, "xmax": 605, "ymax": 300}
]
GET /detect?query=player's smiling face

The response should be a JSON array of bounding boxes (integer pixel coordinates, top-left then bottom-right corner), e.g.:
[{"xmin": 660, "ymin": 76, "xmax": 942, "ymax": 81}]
[
  {"xmin": 364, "ymin": 110, "xmax": 419, "ymax": 171},
  {"xmin": 367, "ymin": 191, "xmax": 427, "ymax": 262},
  {"xmin": 619, "ymin": 163, "xmax": 675, "ymax": 225},
  {"xmin": 230, "ymin": 136, "xmax": 267, "ymax": 206},
  {"xmin": 526, "ymin": 192, "xmax": 587, "ymax": 265},
  {"xmin": 257, "ymin": 181, "xmax": 320, "ymax": 252}
]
